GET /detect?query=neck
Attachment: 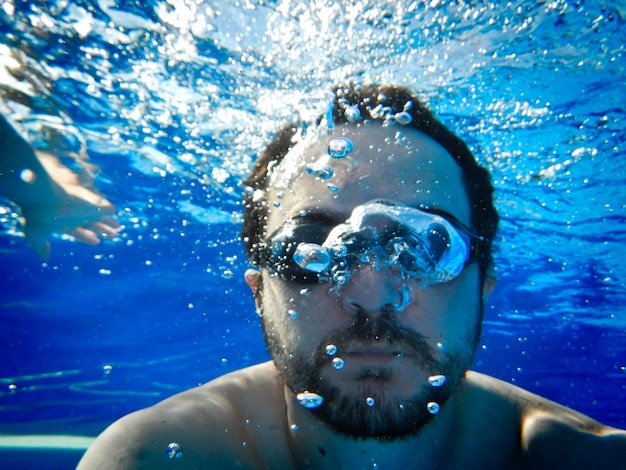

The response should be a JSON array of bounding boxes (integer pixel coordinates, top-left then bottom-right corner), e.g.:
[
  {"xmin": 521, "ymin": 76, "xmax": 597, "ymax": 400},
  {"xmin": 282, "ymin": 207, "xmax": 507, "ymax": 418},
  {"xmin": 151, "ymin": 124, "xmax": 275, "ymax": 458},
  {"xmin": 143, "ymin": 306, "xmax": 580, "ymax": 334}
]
[{"xmin": 282, "ymin": 385, "xmax": 456, "ymax": 469}]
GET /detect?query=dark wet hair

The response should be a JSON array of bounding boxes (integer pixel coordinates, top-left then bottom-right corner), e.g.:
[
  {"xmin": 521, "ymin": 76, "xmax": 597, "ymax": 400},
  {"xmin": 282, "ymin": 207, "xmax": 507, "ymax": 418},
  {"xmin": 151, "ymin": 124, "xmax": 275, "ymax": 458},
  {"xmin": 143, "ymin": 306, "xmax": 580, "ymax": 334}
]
[{"xmin": 241, "ymin": 84, "xmax": 499, "ymax": 281}]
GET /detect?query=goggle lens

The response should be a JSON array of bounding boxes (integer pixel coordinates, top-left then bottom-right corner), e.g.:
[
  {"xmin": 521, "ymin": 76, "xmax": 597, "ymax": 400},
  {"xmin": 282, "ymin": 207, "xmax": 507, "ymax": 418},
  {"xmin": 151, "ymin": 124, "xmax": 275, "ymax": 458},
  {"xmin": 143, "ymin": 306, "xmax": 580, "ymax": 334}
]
[{"xmin": 255, "ymin": 201, "xmax": 480, "ymax": 285}]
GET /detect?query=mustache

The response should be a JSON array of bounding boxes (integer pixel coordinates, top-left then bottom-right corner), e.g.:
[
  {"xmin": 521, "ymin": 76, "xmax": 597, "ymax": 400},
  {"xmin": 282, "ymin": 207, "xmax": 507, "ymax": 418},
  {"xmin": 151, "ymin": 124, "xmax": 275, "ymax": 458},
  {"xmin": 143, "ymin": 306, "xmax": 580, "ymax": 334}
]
[{"xmin": 311, "ymin": 314, "xmax": 437, "ymax": 369}]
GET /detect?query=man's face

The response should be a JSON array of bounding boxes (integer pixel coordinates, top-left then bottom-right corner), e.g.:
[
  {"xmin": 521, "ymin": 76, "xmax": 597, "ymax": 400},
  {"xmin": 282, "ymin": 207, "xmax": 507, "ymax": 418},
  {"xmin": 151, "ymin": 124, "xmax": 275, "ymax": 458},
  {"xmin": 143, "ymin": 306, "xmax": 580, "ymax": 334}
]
[{"xmin": 256, "ymin": 123, "xmax": 483, "ymax": 439}]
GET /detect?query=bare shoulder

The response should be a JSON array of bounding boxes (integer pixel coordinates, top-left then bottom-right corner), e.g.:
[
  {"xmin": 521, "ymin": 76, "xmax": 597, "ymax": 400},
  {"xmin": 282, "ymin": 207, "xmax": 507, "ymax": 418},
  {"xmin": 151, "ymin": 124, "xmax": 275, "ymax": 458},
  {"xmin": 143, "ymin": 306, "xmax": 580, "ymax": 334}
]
[
  {"xmin": 463, "ymin": 371, "xmax": 626, "ymax": 469},
  {"xmin": 78, "ymin": 362, "xmax": 289, "ymax": 470},
  {"xmin": 520, "ymin": 400, "xmax": 626, "ymax": 468}
]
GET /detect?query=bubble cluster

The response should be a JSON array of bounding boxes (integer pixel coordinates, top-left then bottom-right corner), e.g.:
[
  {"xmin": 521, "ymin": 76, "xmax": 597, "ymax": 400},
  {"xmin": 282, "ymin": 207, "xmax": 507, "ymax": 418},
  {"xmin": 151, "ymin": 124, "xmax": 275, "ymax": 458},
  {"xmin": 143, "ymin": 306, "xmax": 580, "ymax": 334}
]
[
  {"xmin": 393, "ymin": 102, "xmax": 413, "ymax": 125},
  {"xmin": 369, "ymin": 104, "xmax": 392, "ymax": 120},
  {"xmin": 288, "ymin": 201, "xmax": 469, "ymax": 306},
  {"xmin": 305, "ymin": 137, "xmax": 357, "ymax": 192},
  {"xmin": 297, "ymin": 391, "xmax": 324, "ymax": 409},
  {"xmin": 363, "ymin": 101, "xmax": 413, "ymax": 126}
]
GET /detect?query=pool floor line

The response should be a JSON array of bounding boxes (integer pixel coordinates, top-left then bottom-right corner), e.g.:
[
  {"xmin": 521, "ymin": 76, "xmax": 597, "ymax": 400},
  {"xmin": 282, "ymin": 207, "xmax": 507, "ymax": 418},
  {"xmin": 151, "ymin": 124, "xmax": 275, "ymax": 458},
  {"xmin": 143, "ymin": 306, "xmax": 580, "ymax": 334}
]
[{"xmin": 0, "ymin": 434, "xmax": 95, "ymax": 450}]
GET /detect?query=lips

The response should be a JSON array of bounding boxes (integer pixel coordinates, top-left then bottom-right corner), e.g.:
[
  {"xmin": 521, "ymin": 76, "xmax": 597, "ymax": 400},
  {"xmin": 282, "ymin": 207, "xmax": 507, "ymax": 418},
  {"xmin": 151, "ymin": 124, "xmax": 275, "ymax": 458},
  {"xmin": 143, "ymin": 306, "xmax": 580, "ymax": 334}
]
[
  {"xmin": 344, "ymin": 344, "xmax": 405, "ymax": 364},
  {"xmin": 317, "ymin": 316, "xmax": 436, "ymax": 370}
]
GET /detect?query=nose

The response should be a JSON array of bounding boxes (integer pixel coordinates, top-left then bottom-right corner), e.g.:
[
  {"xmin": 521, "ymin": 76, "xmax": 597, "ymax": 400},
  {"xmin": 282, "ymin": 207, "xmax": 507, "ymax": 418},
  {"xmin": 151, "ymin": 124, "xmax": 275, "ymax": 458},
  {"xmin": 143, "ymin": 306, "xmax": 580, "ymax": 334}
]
[{"xmin": 341, "ymin": 264, "xmax": 409, "ymax": 315}]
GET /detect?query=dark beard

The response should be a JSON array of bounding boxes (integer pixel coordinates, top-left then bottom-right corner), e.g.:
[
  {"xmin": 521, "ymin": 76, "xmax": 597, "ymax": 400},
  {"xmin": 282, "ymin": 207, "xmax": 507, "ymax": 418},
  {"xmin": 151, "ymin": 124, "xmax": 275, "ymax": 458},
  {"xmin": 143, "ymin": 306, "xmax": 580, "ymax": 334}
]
[{"xmin": 263, "ymin": 312, "xmax": 476, "ymax": 440}]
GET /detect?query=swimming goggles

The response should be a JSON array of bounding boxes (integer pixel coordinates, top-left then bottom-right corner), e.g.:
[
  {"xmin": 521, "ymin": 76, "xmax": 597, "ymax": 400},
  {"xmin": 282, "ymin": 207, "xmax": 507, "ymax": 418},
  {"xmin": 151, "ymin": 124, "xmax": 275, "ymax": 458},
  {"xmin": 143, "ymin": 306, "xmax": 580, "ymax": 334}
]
[{"xmin": 253, "ymin": 200, "xmax": 482, "ymax": 285}]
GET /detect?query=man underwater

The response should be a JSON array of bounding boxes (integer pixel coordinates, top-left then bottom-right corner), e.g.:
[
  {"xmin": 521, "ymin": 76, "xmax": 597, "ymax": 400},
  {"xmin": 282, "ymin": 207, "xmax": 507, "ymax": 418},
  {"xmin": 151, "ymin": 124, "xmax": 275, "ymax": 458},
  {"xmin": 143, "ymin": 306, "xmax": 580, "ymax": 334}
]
[{"xmin": 78, "ymin": 84, "xmax": 626, "ymax": 469}]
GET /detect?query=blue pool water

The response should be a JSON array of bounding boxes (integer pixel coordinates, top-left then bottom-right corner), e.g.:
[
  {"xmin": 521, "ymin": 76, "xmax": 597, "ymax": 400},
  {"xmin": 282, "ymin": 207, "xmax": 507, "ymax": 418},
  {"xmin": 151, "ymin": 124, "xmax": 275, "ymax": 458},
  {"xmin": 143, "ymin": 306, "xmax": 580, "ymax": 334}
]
[{"xmin": 1, "ymin": 0, "xmax": 625, "ymax": 468}]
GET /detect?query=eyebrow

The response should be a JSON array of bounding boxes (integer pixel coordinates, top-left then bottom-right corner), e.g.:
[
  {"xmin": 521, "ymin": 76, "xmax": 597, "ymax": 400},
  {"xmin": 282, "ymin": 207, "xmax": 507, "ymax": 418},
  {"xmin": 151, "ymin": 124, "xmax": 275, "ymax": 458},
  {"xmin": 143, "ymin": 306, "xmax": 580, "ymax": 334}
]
[{"xmin": 289, "ymin": 203, "xmax": 475, "ymax": 236}]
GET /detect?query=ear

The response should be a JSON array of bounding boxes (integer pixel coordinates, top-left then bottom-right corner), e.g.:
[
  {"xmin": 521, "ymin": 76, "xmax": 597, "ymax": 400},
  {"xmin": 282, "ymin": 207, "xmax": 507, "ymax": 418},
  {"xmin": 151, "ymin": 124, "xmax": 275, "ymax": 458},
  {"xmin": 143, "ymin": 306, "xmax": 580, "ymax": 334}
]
[
  {"xmin": 244, "ymin": 269, "xmax": 263, "ymax": 314},
  {"xmin": 482, "ymin": 269, "xmax": 497, "ymax": 300}
]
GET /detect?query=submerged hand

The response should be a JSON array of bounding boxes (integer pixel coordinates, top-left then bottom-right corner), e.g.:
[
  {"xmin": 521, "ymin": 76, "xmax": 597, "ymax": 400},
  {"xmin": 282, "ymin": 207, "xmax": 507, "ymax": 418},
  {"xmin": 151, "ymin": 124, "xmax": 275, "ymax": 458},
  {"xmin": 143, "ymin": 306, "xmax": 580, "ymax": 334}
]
[{"xmin": 22, "ymin": 151, "xmax": 121, "ymax": 258}]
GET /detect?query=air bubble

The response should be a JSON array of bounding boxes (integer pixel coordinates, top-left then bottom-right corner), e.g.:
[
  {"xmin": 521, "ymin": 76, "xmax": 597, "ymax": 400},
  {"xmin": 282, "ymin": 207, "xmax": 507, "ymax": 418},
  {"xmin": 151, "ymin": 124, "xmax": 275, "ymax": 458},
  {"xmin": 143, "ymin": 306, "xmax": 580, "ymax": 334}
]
[
  {"xmin": 102, "ymin": 364, "xmax": 113, "ymax": 375},
  {"xmin": 366, "ymin": 397, "xmax": 375, "ymax": 407},
  {"xmin": 327, "ymin": 183, "xmax": 340, "ymax": 192},
  {"xmin": 296, "ymin": 391, "xmax": 324, "ymax": 408},
  {"xmin": 331, "ymin": 357, "xmax": 345, "ymax": 370},
  {"xmin": 7, "ymin": 384, "xmax": 17, "ymax": 394},
  {"xmin": 287, "ymin": 309, "xmax": 298, "ymax": 319},
  {"xmin": 332, "ymin": 270, "xmax": 349, "ymax": 285},
  {"xmin": 345, "ymin": 106, "xmax": 361, "ymax": 122},
  {"xmin": 427, "ymin": 375, "xmax": 446, "ymax": 387},
  {"xmin": 394, "ymin": 111, "xmax": 412, "ymax": 125},
  {"xmin": 252, "ymin": 189, "xmax": 265, "ymax": 202},
  {"xmin": 290, "ymin": 424, "xmax": 300, "ymax": 431},
  {"xmin": 325, "ymin": 344, "xmax": 337, "ymax": 356},
  {"xmin": 306, "ymin": 162, "xmax": 334, "ymax": 180},
  {"xmin": 427, "ymin": 402, "xmax": 440, "ymax": 414},
  {"xmin": 19, "ymin": 169, "xmax": 36, "ymax": 184},
  {"xmin": 293, "ymin": 243, "xmax": 331, "ymax": 272},
  {"xmin": 327, "ymin": 137, "xmax": 354, "ymax": 158},
  {"xmin": 166, "ymin": 442, "xmax": 183, "ymax": 459},
  {"xmin": 369, "ymin": 104, "xmax": 392, "ymax": 120}
]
